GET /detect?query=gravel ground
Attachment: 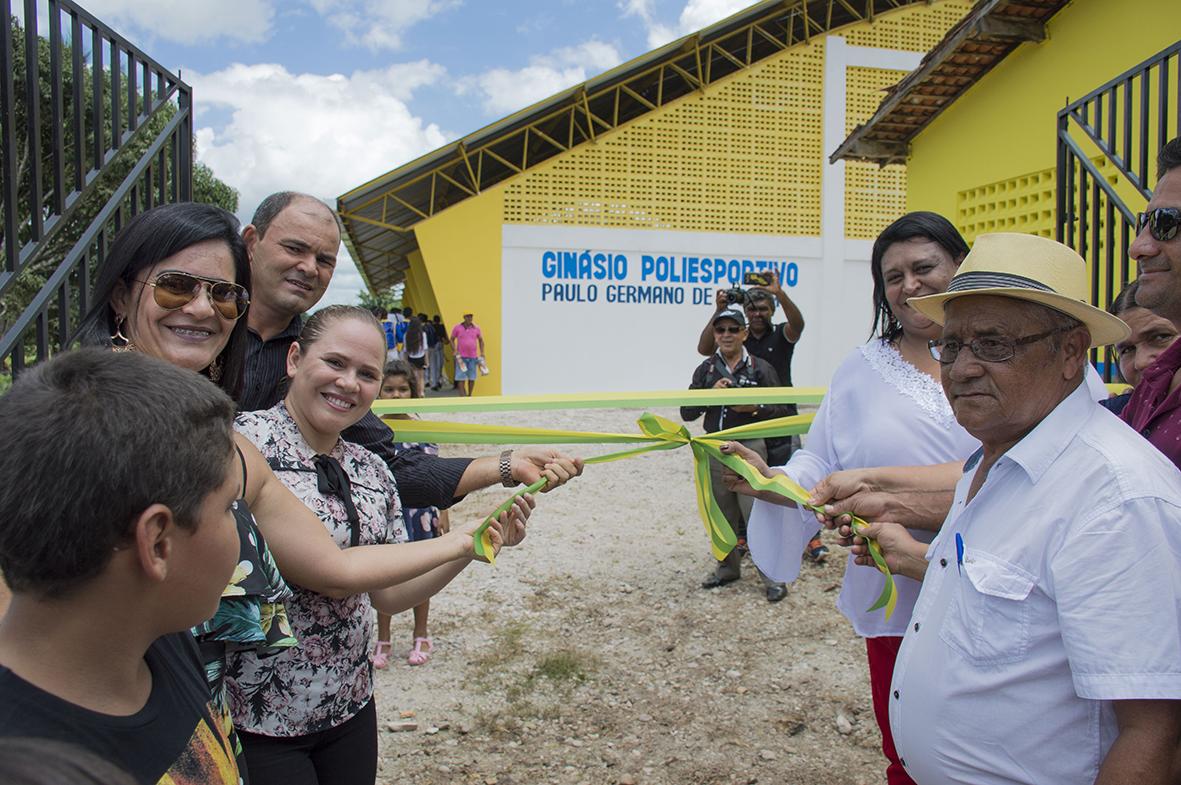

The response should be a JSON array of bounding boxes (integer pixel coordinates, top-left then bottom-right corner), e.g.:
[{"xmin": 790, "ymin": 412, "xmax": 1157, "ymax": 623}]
[{"xmin": 374, "ymin": 406, "xmax": 887, "ymax": 785}]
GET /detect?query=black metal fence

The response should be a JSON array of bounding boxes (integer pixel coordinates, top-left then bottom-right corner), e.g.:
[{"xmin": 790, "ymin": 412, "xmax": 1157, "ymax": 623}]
[
  {"xmin": 1057, "ymin": 40, "xmax": 1180, "ymax": 379},
  {"xmin": 0, "ymin": 0, "xmax": 191, "ymax": 377}
]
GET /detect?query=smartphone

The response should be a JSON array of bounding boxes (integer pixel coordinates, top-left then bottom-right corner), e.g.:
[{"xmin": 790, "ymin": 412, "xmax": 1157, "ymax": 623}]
[{"xmin": 743, "ymin": 271, "xmax": 771, "ymax": 287}]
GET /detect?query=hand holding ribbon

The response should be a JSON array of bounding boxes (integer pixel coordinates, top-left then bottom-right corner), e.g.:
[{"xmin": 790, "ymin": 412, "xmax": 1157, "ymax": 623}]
[{"xmin": 384, "ymin": 411, "xmax": 898, "ymax": 617}]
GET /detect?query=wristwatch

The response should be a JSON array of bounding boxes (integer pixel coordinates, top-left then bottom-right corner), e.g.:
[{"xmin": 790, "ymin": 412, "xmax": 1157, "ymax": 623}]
[{"xmin": 499, "ymin": 449, "xmax": 516, "ymax": 487}]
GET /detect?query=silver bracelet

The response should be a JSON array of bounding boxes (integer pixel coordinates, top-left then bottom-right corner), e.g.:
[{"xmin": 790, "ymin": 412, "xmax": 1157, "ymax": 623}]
[{"xmin": 499, "ymin": 449, "xmax": 516, "ymax": 487}]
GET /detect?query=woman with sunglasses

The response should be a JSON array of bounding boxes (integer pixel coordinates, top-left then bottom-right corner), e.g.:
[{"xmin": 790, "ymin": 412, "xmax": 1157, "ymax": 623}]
[{"xmin": 71, "ymin": 202, "xmax": 533, "ymax": 776}]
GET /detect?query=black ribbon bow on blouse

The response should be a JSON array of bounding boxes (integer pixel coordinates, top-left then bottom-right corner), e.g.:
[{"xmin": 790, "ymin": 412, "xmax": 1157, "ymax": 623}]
[{"xmin": 313, "ymin": 454, "xmax": 361, "ymax": 547}]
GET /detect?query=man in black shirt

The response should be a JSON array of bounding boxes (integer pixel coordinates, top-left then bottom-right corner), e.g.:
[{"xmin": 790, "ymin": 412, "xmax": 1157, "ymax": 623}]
[
  {"xmin": 0, "ymin": 350, "xmax": 243, "ymax": 785},
  {"xmin": 239, "ymin": 192, "xmax": 581, "ymax": 509}
]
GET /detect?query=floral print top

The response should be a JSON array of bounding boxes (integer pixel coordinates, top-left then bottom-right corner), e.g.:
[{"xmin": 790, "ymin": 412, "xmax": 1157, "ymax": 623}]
[
  {"xmin": 227, "ymin": 402, "xmax": 407, "ymax": 736},
  {"xmin": 191, "ymin": 450, "xmax": 296, "ymax": 773}
]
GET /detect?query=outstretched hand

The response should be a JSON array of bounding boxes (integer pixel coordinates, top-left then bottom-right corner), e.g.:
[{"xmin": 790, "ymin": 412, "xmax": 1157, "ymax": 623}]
[
  {"xmin": 456, "ymin": 492, "xmax": 536, "ymax": 564},
  {"xmin": 809, "ymin": 469, "xmax": 892, "ymax": 530},
  {"xmin": 511, "ymin": 447, "xmax": 584, "ymax": 492},
  {"xmin": 718, "ymin": 441, "xmax": 795, "ymax": 507},
  {"xmin": 838, "ymin": 521, "xmax": 929, "ymax": 581}
]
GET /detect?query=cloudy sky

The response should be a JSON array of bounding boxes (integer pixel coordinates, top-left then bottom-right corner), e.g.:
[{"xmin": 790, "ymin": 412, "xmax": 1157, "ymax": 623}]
[{"xmin": 79, "ymin": 0, "xmax": 754, "ymax": 306}]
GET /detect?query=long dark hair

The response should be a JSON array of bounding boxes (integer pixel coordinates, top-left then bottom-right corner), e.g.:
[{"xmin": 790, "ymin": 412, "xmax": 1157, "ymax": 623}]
[
  {"xmin": 870, "ymin": 211, "xmax": 969, "ymax": 343},
  {"xmin": 74, "ymin": 202, "xmax": 251, "ymax": 401},
  {"xmin": 405, "ymin": 317, "xmax": 424, "ymax": 354}
]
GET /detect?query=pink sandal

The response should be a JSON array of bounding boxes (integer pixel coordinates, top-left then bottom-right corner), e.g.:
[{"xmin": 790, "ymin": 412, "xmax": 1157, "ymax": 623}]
[
  {"xmin": 372, "ymin": 640, "xmax": 392, "ymax": 670},
  {"xmin": 407, "ymin": 637, "xmax": 432, "ymax": 666}
]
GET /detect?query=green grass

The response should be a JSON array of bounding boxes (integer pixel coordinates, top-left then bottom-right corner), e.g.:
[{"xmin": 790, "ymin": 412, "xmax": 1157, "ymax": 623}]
[{"xmin": 532, "ymin": 648, "xmax": 593, "ymax": 683}]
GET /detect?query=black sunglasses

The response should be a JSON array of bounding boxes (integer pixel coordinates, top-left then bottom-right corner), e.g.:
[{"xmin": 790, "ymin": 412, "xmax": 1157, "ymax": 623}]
[
  {"xmin": 714, "ymin": 325, "xmax": 744, "ymax": 334},
  {"xmin": 1137, "ymin": 207, "xmax": 1181, "ymax": 242},
  {"xmin": 137, "ymin": 271, "xmax": 250, "ymax": 321}
]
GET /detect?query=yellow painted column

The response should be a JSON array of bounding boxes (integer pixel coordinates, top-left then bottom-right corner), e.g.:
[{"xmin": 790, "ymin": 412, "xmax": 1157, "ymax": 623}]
[{"xmin": 413, "ymin": 188, "xmax": 507, "ymax": 395}]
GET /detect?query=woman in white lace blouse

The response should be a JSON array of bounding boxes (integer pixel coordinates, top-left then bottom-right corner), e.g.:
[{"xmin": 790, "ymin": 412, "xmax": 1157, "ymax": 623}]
[{"xmin": 739, "ymin": 213, "xmax": 977, "ymax": 785}]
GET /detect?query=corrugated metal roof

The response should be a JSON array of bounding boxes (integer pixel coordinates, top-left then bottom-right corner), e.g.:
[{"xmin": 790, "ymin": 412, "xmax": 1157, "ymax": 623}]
[
  {"xmin": 831, "ymin": 0, "xmax": 1070, "ymax": 165},
  {"xmin": 337, "ymin": 0, "xmax": 929, "ymax": 292}
]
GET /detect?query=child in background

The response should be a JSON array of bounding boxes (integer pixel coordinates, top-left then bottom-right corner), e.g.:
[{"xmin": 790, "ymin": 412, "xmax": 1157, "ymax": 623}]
[{"xmin": 373, "ymin": 360, "xmax": 450, "ymax": 668}]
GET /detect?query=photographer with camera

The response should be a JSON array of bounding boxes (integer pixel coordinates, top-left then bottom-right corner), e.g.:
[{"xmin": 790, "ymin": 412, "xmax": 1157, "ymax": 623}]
[
  {"xmin": 694, "ymin": 268, "xmax": 825, "ymax": 558},
  {"xmin": 682, "ymin": 308, "xmax": 793, "ymax": 602}
]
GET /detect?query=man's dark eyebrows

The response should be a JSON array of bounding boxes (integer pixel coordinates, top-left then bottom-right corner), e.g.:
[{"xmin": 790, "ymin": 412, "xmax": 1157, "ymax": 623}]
[{"xmin": 279, "ymin": 237, "xmax": 310, "ymax": 251}]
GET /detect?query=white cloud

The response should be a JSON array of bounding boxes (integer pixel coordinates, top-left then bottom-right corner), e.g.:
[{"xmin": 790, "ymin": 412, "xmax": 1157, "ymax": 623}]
[
  {"xmin": 81, "ymin": 0, "xmax": 275, "ymax": 45},
  {"xmin": 460, "ymin": 39, "xmax": 624, "ymax": 117},
  {"xmin": 192, "ymin": 61, "xmax": 451, "ymax": 305},
  {"xmin": 310, "ymin": 0, "xmax": 460, "ymax": 51},
  {"xmin": 622, "ymin": 0, "xmax": 750, "ymax": 49}
]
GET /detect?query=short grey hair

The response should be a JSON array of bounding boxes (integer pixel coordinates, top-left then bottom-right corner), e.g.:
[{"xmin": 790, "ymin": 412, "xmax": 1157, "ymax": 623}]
[
  {"xmin": 251, "ymin": 192, "xmax": 343, "ymax": 238},
  {"xmin": 1016, "ymin": 300, "xmax": 1087, "ymax": 352}
]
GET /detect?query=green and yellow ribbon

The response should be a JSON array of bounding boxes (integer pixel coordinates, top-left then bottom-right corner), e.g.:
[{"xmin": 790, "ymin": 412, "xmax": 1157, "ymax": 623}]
[{"xmin": 385, "ymin": 411, "xmax": 898, "ymax": 618}]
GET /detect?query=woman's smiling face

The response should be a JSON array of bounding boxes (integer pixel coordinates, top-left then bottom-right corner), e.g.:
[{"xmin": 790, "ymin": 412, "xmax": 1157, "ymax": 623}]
[
  {"xmin": 112, "ymin": 240, "xmax": 238, "ymax": 372},
  {"xmin": 285, "ymin": 316, "xmax": 387, "ymax": 444}
]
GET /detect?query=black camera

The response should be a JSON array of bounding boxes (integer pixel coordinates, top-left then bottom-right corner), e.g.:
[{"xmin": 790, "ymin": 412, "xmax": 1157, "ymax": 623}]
[{"xmin": 720, "ymin": 287, "xmax": 746, "ymax": 305}]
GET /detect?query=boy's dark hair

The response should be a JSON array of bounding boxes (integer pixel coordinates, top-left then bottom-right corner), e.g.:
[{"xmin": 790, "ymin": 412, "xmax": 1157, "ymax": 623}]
[
  {"xmin": 870, "ymin": 211, "xmax": 969, "ymax": 343},
  {"xmin": 0, "ymin": 349, "xmax": 237, "ymax": 598},
  {"xmin": 73, "ymin": 202, "xmax": 252, "ymax": 401}
]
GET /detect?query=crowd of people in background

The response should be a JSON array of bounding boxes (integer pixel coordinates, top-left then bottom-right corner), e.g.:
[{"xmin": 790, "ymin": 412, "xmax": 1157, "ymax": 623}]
[{"xmin": 1, "ymin": 131, "xmax": 1181, "ymax": 785}]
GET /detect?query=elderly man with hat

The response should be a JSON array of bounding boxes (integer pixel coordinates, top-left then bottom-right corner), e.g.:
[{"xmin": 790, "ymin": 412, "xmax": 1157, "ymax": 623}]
[
  {"xmin": 681, "ymin": 307, "xmax": 793, "ymax": 601},
  {"xmin": 847, "ymin": 233, "xmax": 1181, "ymax": 785}
]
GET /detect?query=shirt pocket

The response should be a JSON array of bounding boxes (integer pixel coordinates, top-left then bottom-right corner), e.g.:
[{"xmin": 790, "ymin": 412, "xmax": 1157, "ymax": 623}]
[{"xmin": 939, "ymin": 549, "xmax": 1036, "ymax": 666}]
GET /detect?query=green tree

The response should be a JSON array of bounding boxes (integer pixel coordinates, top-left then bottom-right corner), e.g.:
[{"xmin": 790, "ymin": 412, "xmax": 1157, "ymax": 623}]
[
  {"xmin": 193, "ymin": 159, "xmax": 238, "ymax": 213},
  {"xmin": 357, "ymin": 285, "xmax": 402, "ymax": 314},
  {"xmin": 0, "ymin": 17, "xmax": 236, "ymax": 349}
]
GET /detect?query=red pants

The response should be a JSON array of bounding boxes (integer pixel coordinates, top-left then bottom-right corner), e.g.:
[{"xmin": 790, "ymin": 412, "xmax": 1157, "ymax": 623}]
[{"xmin": 866, "ymin": 636, "xmax": 917, "ymax": 785}]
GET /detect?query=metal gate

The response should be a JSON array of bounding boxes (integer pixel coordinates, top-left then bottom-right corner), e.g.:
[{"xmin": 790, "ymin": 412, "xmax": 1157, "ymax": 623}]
[
  {"xmin": 1056, "ymin": 40, "xmax": 1180, "ymax": 378},
  {"xmin": 0, "ymin": 0, "xmax": 191, "ymax": 377}
]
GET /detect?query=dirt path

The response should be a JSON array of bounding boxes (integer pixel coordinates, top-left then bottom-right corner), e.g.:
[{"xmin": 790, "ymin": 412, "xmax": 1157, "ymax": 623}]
[{"xmin": 375, "ymin": 407, "xmax": 886, "ymax": 785}]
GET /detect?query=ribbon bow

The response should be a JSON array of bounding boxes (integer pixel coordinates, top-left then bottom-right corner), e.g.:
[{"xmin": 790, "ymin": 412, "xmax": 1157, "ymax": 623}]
[
  {"xmin": 386, "ymin": 412, "xmax": 897, "ymax": 618},
  {"xmin": 313, "ymin": 454, "xmax": 361, "ymax": 548}
]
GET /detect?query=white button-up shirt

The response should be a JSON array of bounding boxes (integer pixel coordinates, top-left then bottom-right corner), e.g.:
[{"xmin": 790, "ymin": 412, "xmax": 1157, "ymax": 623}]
[{"xmin": 890, "ymin": 382, "xmax": 1181, "ymax": 785}]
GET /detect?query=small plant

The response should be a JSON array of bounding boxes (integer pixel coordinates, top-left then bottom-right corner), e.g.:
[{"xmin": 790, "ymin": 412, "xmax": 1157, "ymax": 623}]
[{"xmin": 532, "ymin": 648, "xmax": 594, "ymax": 683}]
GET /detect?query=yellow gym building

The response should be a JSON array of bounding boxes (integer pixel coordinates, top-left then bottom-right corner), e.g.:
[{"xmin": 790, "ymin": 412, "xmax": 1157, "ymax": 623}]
[{"xmin": 338, "ymin": 0, "xmax": 1176, "ymax": 394}]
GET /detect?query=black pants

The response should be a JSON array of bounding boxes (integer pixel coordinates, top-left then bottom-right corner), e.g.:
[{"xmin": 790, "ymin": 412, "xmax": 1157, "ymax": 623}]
[{"xmin": 238, "ymin": 699, "xmax": 377, "ymax": 785}]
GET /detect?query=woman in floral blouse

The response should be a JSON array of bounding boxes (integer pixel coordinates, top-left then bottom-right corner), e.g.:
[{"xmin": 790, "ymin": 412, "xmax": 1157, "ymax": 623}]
[{"xmin": 227, "ymin": 306, "xmax": 528, "ymax": 785}]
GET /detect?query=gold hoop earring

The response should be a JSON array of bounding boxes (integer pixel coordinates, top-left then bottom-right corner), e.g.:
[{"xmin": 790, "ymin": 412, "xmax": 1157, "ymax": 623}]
[
  {"xmin": 110, "ymin": 316, "xmax": 135, "ymax": 352},
  {"xmin": 207, "ymin": 355, "xmax": 223, "ymax": 384}
]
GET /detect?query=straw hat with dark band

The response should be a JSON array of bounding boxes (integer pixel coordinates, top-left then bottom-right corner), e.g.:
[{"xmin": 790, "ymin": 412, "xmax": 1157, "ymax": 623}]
[{"xmin": 908, "ymin": 232, "xmax": 1130, "ymax": 347}]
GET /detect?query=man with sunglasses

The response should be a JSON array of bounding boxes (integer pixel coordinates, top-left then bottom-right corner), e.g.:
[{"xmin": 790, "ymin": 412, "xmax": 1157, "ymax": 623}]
[
  {"xmin": 238, "ymin": 192, "xmax": 582, "ymax": 511},
  {"xmin": 1120, "ymin": 137, "xmax": 1181, "ymax": 470},
  {"xmin": 682, "ymin": 308, "xmax": 792, "ymax": 602}
]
